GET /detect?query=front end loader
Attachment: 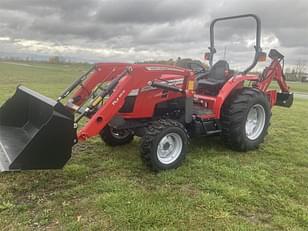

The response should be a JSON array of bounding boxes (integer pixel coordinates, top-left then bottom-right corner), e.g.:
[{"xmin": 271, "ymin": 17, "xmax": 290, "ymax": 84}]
[{"xmin": 0, "ymin": 14, "xmax": 293, "ymax": 172}]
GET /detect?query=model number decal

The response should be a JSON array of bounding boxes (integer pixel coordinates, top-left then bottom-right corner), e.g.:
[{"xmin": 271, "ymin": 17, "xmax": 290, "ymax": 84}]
[{"xmin": 112, "ymin": 90, "xmax": 126, "ymax": 106}]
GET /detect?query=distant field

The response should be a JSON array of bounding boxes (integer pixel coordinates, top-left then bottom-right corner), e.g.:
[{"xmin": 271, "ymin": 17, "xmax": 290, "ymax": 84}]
[
  {"xmin": 0, "ymin": 61, "xmax": 307, "ymax": 230},
  {"xmin": 270, "ymin": 81, "xmax": 308, "ymax": 93},
  {"xmin": 0, "ymin": 61, "xmax": 90, "ymax": 102}
]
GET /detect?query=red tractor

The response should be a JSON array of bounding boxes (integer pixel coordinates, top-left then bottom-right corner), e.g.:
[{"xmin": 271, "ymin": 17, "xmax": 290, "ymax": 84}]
[{"xmin": 0, "ymin": 14, "xmax": 293, "ymax": 172}]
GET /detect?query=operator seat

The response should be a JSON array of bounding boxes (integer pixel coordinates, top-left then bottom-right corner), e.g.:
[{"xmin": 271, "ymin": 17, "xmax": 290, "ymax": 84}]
[{"xmin": 197, "ymin": 60, "xmax": 230, "ymax": 96}]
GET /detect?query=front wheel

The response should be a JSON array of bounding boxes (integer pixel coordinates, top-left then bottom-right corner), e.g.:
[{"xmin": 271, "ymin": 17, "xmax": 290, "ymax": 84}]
[
  {"xmin": 100, "ymin": 126, "xmax": 134, "ymax": 146},
  {"xmin": 140, "ymin": 119, "xmax": 188, "ymax": 171},
  {"xmin": 221, "ymin": 88, "xmax": 271, "ymax": 151}
]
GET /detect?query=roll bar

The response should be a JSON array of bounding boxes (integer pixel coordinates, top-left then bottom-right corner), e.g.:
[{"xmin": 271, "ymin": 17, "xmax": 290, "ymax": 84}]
[{"xmin": 208, "ymin": 14, "xmax": 262, "ymax": 74}]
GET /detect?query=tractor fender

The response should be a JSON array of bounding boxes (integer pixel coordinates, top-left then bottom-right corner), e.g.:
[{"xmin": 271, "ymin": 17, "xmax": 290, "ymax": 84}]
[{"xmin": 214, "ymin": 75, "xmax": 259, "ymax": 118}]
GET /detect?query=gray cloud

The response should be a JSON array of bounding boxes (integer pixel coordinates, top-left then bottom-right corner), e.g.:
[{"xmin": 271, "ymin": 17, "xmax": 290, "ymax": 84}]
[
  {"xmin": 211, "ymin": 0, "xmax": 308, "ymax": 48},
  {"xmin": 0, "ymin": 0, "xmax": 307, "ymax": 67},
  {"xmin": 95, "ymin": 0, "xmax": 207, "ymax": 23}
]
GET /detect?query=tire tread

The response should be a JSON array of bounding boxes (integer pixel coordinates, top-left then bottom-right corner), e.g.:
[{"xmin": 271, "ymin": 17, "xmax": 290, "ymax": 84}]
[
  {"xmin": 221, "ymin": 87, "xmax": 271, "ymax": 151},
  {"xmin": 140, "ymin": 119, "xmax": 188, "ymax": 171}
]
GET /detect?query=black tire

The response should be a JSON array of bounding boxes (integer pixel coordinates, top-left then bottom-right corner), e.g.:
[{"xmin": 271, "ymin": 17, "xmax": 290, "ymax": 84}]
[
  {"xmin": 100, "ymin": 125, "xmax": 134, "ymax": 146},
  {"xmin": 140, "ymin": 119, "xmax": 188, "ymax": 171},
  {"xmin": 221, "ymin": 87, "xmax": 271, "ymax": 151}
]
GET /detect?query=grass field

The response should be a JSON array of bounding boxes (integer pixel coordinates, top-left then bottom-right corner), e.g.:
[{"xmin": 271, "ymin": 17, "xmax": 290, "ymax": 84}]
[
  {"xmin": 270, "ymin": 81, "xmax": 308, "ymax": 94},
  {"xmin": 0, "ymin": 61, "xmax": 308, "ymax": 230}
]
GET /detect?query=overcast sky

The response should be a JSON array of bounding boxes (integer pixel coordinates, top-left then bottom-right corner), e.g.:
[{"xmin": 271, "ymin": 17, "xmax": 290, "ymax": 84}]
[{"xmin": 0, "ymin": 0, "xmax": 307, "ymax": 69}]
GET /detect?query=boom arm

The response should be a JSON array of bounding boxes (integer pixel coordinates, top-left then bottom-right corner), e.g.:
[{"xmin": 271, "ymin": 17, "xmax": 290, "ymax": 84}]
[
  {"xmin": 255, "ymin": 49, "xmax": 293, "ymax": 108},
  {"xmin": 256, "ymin": 53, "xmax": 289, "ymax": 93}
]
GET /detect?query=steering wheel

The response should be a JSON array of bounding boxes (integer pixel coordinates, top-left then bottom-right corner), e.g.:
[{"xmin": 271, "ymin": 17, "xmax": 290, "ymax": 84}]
[{"xmin": 195, "ymin": 70, "xmax": 210, "ymax": 81}]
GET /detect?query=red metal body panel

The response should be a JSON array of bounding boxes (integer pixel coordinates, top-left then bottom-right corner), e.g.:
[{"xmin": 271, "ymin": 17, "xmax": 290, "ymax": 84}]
[{"xmin": 119, "ymin": 89, "xmax": 184, "ymax": 119}]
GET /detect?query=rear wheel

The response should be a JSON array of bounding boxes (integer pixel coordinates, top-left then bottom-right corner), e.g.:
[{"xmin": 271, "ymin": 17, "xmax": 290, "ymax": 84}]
[
  {"xmin": 140, "ymin": 119, "xmax": 188, "ymax": 171},
  {"xmin": 221, "ymin": 87, "xmax": 271, "ymax": 151},
  {"xmin": 100, "ymin": 126, "xmax": 134, "ymax": 146}
]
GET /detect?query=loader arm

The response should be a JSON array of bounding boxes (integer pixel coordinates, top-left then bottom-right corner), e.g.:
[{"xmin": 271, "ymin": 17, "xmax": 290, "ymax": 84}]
[
  {"xmin": 77, "ymin": 72, "xmax": 133, "ymax": 140},
  {"xmin": 71, "ymin": 63, "xmax": 129, "ymax": 106}
]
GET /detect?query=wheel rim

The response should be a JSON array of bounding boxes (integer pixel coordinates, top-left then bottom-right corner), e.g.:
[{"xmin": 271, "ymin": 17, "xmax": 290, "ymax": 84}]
[
  {"xmin": 110, "ymin": 128, "xmax": 131, "ymax": 140},
  {"xmin": 157, "ymin": 133, "xmax": 183, "ymax": 165},
  {"xmin": 245, "ymin": 104, "xmax": 266, "ymax": 140}
]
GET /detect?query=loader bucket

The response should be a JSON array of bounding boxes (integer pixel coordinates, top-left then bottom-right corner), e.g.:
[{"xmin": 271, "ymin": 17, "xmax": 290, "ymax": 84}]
[{"xmin": 0, "ymin": 86, "xmax": 76, "ymax": 172}]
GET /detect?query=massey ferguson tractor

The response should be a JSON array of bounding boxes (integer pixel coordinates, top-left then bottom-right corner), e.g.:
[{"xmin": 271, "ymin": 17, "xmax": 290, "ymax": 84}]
[{"xmin": 0, "ymin": 14, "xmax": 293, "ymax": 172}]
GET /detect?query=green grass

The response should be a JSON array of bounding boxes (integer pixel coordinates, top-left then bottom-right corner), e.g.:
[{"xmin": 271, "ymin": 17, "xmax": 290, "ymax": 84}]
[
  {"xmin": 270, "ymin": 81, "xmax": 308, "ymax": 93},
  {"xmin": 0, "ymin": 61, "xmax": 308, "ymax": 230}
]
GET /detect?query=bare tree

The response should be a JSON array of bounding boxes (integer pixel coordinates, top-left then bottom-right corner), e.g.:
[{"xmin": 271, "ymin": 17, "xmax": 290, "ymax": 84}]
[{"xmin": 295, "ymin": 59, "xmax": 306, "ymax": 81}]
